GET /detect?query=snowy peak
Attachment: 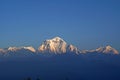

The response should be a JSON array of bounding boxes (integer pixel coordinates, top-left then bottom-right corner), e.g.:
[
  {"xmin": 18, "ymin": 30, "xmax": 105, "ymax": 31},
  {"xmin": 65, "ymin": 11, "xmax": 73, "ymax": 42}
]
[
  {"xmin": 103, "ymin": 45, "xmax": 119, "ymax": 54},
  {"xmin": 0, "ymin": 48, "xmax": 7, "ymax": 53},
  {"xmin": 8, "ymin": 47, "xmax": 21, "ymax": 51},
  {"xmin": 95, "ymin": 45, "xmax": 119, "ymax": 54},
  {"xmin": 106, "ymin": 45, "xmax": 112, "ymax": 49},
  {"xmin": 52, "ymin": 37, "xmax": 65, "ymax": 42},
  {"xmin": 23, "ymin": 46, "xmax": 36, "ymax": 52},
  {"xmin": 38, "ymin": 37, "xmax": 67, "ymax": 53},
  {"xmin": 38, "ymin": 37, "xmax": 81, "ymax": 54},
  {"xmin": 80, "ymin": 45, "xmax": 119, "ymax": 54},
  {"xmin": 67, "ymin": 44, "xmax": 80, "ymax": 54},
  {"xmin": 7, "ymin": 46, "xmax": 36, "ymax": 53}
]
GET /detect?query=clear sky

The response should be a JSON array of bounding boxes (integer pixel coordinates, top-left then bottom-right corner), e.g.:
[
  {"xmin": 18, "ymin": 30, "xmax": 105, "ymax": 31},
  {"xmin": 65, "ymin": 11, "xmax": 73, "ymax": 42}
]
[{"xmin": 0, "ymin": 0, "xmax": 120, "ymax": 51}]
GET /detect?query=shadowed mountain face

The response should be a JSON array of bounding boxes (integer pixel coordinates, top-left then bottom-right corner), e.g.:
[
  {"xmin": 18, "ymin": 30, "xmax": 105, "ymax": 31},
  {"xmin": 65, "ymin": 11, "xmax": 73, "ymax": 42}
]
[{"xmin": 0, "ymin": 53, "xmax": 120, "ymax": 80}]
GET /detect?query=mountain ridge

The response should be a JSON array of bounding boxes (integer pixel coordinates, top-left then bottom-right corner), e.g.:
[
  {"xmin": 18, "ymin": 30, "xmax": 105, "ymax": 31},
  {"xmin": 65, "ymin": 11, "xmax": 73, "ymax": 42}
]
[{"xmin": 0, "ymin": 37, "xmax": 119, "ymax": 55}]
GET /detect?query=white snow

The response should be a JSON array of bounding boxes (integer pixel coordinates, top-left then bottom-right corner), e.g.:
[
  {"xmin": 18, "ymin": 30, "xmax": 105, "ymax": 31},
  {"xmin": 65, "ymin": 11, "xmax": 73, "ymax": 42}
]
[
  {"xmin": 23, "ymin": 46, "xmax": 36, "ymax": 52},
  {"xmin": 38, "ymin": 37, "xmax": 67, "ymax": 53}
]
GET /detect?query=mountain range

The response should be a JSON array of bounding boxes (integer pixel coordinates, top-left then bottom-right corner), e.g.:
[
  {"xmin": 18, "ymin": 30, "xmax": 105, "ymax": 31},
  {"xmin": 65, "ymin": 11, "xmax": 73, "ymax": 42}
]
[{"xmin": 0, "ymin": 37, "xmax": 119, "ymax": 56}]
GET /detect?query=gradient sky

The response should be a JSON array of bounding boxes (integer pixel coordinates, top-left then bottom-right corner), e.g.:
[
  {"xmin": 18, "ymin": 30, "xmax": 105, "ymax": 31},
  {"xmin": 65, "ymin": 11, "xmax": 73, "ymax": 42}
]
[{"xmin": 0, "ymin": 0, "xmax": 120, "ymax": 51}]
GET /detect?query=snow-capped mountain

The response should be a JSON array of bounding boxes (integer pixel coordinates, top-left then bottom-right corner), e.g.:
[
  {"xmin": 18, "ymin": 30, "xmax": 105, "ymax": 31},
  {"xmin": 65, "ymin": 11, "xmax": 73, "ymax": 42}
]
[
  {"xmin": 67, "ymin": 44, "xmax": 80, "ymax": 54},
  {"xmin": 7, "ymin": 46, "xmax": 36, "ymax": 53},
  {"xmin": 0, "ymin": 46, "xmax": 36, "ymax": 56},
  {"xmin": 38, "ymin": 37, "xmax": 119, "ymax": 54},
  {"xmin": 0, "ymin": 37, "xmax": 119, "ymax": 56},
  {"xmin": 38, "ymin": 37, "xmax": 80, "ymax": 54},
  {"xmin": 81, "ymin": 45, "xmax": 119, "ymax": 54},
  {"xmin": 96, "ymin": 45, "xmax": 119, "ymax": 54},
  {"xmin": 8, "ymin": 47, "xmax": 21, "ymax": 51},
  {"xmin": 0, "ymin": 48, "xmax": 7, "ymax": 54},
  {"xmin": 38, "ymin": 37, "xmax": 67, "ymax": 54},
  {"xmin": 23, "ymin": 46, "xmax": 36, "ymax": 52}
]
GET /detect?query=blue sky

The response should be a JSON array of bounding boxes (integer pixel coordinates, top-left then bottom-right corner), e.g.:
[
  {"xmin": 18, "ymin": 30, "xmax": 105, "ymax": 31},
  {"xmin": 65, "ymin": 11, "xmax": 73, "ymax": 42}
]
[{"xmin": 0, "ymin": 0, "xmax": 120, "ymax": 51}]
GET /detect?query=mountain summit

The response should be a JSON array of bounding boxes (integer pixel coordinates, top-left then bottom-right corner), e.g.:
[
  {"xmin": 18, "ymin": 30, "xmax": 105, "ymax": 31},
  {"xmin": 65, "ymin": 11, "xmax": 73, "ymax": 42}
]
[
  {"xmin": 95, "ymin": 45, "xmax": 119, "ymax": 54},
  {"xmin": 0, "ymin": 46, "xmax": 36, "ymax": 55},
  {"xmin": 38, "ymin": 37, "xmax": 67, "ymax": 53},
  {"xmin": 81, "ymin": 45, "xmax": 119, "ymax": 54},
  {"xmin": 38, "ymin": 37, "xmax": 79, "ymax": 54}
]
